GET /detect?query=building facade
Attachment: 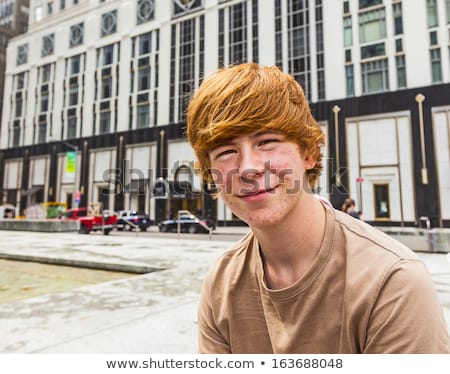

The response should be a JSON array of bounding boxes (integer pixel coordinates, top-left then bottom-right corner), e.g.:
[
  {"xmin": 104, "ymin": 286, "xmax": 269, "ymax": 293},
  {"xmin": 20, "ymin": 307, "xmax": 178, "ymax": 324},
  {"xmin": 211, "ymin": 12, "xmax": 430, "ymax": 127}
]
[{"xmin": 0, "ymin": 0, "xmax": 449, "ymax": 227}]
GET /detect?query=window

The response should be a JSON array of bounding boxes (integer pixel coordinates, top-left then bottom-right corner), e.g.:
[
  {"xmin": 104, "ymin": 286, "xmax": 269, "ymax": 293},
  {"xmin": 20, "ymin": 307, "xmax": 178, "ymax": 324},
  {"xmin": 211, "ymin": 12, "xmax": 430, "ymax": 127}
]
[
  {"xmin": 139, "ymin": 32, "xmax": 152, "ymax": 55},
  {"xmin": 359, "ymin": 0, "xmax": 382, "ymax": 9},
  {"xmin": 396, "ymin": 55, "xmax": 407, "ymax": 88},
  {"xmin": 15, "ymin": 98, "xmax": 22, "ymax": 118},
  {"xmin": 137, "ymin": 0, "xmax": 154, "ymax": 24},
  {"xmin": 60, "ymin": 0, "xmax": 66, "ymax": 10},
  {"xmin": 101, "ymin": 10, "xmax": 117, "ymax": 37},
  {"xmin": 345, "ymin": 65, "xmax": 355, "ymax": 96},
  {"xmin": 17, "ymin": 73, "xmax": 25, "ymax": 89},
  {"xmin": 430, "ymin": 48, "xmax": 442, "ymax": 82},
  {"xmin": 446, "ymin": 0, "xmax": 450, "ymax": 24},
  {"xmin": 35, "ymin": 6, "xmax": 43, "ymax": 22},
  {"xmin": 103, "ymin": 45, "xmax": 114, "ymax": 65},
  {"xmin": 343, "ymin": 1, "xmax": 350, "ymax": 14},
  {"xmin": 71, "ymin": 55, "xmax": 81, "ymax": 75},
  {"xmin": 101, "ymin": 76, "xmax": 112, "ymax": 98},
  {"xmin": 67, "ymin": 117, "xmax": 77, "ymax": 138},
  {"xmin": 427, "ymin": 0, "xmax": 438, "ymax": 28},
  {"xmin": 99, "ymin": 111, "xmax": 111, "ymax": 134},
  {"xmin": 430, "ymin": 30, "xmax": 438, "ymax": 45},
  {"xmin": 138, "ymin": 67, "xmax": 150, "ymax": 91},
  {"xmin": 47, "ymin": 2, "xmax": 53, "ymax": 15},
  {"xmin": 359, "ymin": 9, "xmax": 386, "ymax": 43},
  {"xmin": 137, "ymin": 105, "xmax": 149, "ymax": 128},
  {"xmin": 374, "ymin": 184, "xmax": 390, "ymax": 219},
  {"xmin": 69, "ymin": 85, "xmax": 78, "ymax": 106},
  {"xmin": 345, "ymin": 49, "xmax": 352, "ymax": 62},
  {"xmin": 361, "ymin": 42, "xmax": 385, "ymax": 59},
  {"xmin": 344, "ymin": 16, "xmax": 353, "ymax": 47},
  {"xmin": 393, "ymin": 2, "xmax": 403, "ymax": 34},
  {"xmin": 361, "ymin": 58, "xmax": 389, "ymax": 93},
  {"xmin": 395, "ymin": 38, "xmax": 403, "ymax": 53},
  {"xmin": 38, "ymin": 120, "xmax": 47, "ymax": 143},
  {"xmin": 42, "ymin": 64, "xmax": 51, "ymax": 83},
  {"xmin": 12, "ymin": 124, "xmax": 20, "ymax": 147},
  {"xmin": 41, "ymin": 93, "xmax": 49, "ymax": 112}
]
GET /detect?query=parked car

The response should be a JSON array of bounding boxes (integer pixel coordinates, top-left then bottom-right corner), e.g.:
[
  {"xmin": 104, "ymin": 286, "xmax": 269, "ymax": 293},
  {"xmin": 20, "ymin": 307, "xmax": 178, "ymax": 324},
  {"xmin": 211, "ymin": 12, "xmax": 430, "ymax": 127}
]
[
  {"xmin": 116, "ymin": 210, "xmax": 152, "ymax": 231},
  {"xmin": 158, "ymin": 211, "xmax": 212, "ymax": 234},
  {"xmin": 59, "ymin": 207, "xmax": 117, "ymax": 235}
]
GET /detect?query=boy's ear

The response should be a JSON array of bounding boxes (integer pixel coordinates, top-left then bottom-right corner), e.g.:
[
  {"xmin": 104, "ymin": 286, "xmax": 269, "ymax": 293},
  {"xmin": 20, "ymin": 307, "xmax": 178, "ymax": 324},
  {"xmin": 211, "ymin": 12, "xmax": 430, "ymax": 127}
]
[{"xmin": 303, "ymin": 146, "xmax": 318, "ymax": 170}]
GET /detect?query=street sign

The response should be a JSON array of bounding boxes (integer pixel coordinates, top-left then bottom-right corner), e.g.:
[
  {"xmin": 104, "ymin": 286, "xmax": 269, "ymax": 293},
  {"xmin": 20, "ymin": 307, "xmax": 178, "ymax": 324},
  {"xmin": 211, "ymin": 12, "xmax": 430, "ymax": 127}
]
[{"xmin": 74, "ymin": 191, "xmax": 81, "ymax": 204}]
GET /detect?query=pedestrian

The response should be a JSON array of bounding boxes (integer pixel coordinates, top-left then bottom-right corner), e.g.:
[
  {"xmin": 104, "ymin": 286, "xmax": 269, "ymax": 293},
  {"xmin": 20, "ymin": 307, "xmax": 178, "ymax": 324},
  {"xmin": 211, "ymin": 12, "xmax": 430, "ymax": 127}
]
[
  {"xmin": 187, "ymin": 63, "xmax": 450, "ymax": 353},
  {"xmin": 341, "ymin": 197, "xmax": 362, "ymax": 220}
]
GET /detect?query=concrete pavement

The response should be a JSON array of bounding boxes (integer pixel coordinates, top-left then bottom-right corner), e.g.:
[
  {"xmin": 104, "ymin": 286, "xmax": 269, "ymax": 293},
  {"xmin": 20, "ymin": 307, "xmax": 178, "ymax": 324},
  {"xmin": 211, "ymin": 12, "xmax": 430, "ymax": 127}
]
[{"xmin": 0, "ymin": 228, "xmax": 449, "ymax": 353}]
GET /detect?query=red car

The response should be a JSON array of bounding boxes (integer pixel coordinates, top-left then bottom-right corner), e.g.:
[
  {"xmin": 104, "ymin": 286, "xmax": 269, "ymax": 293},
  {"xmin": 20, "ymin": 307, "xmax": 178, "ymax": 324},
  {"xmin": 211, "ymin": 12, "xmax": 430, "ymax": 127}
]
[{"xmin": 59, "ymin": 208, "xmax": 117, "ymax": 235}]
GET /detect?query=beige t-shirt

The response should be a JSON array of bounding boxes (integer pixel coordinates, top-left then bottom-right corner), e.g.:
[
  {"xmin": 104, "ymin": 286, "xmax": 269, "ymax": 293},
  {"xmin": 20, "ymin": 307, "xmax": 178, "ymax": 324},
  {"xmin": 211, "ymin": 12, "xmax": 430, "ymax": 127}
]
[{"xmin": 198, "ymin": 205, "xmax": 450, "ymax": 353}]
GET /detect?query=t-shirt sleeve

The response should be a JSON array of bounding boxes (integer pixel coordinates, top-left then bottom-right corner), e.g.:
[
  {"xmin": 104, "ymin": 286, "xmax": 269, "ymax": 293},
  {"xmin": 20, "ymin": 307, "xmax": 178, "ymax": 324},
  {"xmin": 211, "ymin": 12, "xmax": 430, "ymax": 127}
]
[
  {"xmin": 364, "ymin": 259, "xmax": 450, "ymax": 353},
  {"xmin": 197, "ymin": 270, "xmax": 231, "ymax": 354}
]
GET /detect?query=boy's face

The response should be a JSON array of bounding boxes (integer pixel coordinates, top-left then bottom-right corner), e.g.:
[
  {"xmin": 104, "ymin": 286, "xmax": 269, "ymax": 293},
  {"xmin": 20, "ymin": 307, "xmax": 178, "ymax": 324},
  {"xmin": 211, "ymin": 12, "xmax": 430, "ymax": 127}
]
[{"xmin": 208, "ymin": 131, "xmax": 316, "ymax": 229}]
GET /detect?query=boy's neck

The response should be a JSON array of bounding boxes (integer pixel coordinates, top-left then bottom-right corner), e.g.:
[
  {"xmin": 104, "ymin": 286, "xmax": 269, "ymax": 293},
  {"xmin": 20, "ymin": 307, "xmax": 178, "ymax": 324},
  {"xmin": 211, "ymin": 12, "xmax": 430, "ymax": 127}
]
[{"xmin": 253, "ymin": 195, "xmax": 327, "ymax": 290}]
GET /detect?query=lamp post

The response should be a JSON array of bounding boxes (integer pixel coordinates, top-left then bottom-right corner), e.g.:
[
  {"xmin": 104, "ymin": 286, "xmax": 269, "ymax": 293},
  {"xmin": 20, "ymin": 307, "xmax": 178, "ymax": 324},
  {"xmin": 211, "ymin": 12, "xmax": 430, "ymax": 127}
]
[
  {"xmin": 332, "ymin": 105, "xmax": 341, "ymax": 187},
  {"xmin": 415, "ymin": 93, "xmax": 428, "ymax": 185}
]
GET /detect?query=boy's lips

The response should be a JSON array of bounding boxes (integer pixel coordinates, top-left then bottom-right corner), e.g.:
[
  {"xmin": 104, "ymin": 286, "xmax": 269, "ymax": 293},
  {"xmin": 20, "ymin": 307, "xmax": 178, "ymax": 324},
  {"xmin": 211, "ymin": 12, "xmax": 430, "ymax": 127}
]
[{"xmin": 236, "ymin": 186, "xmax": 278, "ymax": 200}]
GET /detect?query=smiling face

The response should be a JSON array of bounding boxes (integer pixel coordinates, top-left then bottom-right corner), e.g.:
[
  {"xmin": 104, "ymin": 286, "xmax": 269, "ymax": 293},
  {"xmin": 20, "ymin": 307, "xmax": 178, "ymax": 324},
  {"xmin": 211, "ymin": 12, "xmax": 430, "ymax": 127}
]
[{"xmin": 209, "ymin": 131, "xmax": 316, "ymax": 229}]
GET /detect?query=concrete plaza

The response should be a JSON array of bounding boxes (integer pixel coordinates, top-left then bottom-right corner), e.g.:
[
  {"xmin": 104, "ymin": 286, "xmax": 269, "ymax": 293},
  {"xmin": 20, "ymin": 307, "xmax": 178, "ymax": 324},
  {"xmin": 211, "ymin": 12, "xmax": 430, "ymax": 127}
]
[{"xmin": 0, "ymin": 228, "xmax": 449, "ymax": 353}]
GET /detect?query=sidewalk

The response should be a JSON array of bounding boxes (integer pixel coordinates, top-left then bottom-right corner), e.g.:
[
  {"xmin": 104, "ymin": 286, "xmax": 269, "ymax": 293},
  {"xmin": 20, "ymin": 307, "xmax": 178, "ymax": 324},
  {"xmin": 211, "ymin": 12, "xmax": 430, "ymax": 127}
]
[{"xmin": 0, "ymin": 230, "xmax": 449, "ymax": 353}]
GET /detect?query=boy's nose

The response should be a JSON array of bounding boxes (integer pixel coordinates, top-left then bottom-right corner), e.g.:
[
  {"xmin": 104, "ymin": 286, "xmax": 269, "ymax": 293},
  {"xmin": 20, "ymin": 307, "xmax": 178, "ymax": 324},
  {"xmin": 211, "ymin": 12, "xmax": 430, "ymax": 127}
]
[{"xmin": 238, "ymin": 149, "xmax": 265, "ymax": 177}]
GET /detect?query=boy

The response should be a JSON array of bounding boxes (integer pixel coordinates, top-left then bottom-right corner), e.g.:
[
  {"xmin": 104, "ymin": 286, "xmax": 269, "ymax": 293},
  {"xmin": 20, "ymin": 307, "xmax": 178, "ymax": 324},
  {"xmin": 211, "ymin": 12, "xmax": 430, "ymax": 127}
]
[{"xmin": 187, "ymin": 63, "xmax": 450, "ymax": 353}]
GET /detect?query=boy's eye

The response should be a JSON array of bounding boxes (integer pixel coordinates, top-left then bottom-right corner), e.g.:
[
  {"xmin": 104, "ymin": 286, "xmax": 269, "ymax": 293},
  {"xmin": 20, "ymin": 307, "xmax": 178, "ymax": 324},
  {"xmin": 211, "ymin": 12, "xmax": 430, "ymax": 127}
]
[
  {"xmin": 212, "ymin": 148, "xmax": 236, "ymax": 160},
  {"xmin": 258, "ymin": 138, "xmax": 279, "ymax": 147}
]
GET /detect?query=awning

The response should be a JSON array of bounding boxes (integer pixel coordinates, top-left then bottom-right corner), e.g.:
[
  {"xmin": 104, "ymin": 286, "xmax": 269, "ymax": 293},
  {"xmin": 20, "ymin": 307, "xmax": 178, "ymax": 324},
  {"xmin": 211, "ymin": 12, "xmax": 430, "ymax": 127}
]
[{"xmin": 22, "ymin": 185, "xmax": 43, "ymax": 196}]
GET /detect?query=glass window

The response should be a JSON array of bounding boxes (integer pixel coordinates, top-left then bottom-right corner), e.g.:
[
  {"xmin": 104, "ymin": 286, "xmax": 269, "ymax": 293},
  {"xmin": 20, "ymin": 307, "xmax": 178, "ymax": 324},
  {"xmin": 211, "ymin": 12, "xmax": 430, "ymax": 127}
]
[
  {"xmin": 446, "ymin": 0, "xmax": 450, "ymax": 24},
  {"xmin": 361, "ymin": 58, "xmax": 389, "ymax": 93},
  {"xmin": 69, "ymin": 86, "xmax": 78, "ymax": 106},
  {"xmin": 138, "ymin": 67, "xmax": 151, "ymax": 91},
  {"xmin": 359, "ymin": 9, "xmax": 386, "ymax": 43},
  {"xmin": 67, "ymin": 117, "xmax": 77, "ymax": 138},
  {"xmin": 374, "ymin": 184, "xmax": 390, "ymax": 219},
  {"xmin": 71, "ymin": 55, "xmax": 81, "ymax": 75},
  {"xmin": 361, "ymin": 42, "xmax": 385, "ymax": 59},
  {"xmin": 42, "ymin": 64, "xmax": 51, "ymax": 83},
  {"xmin": 17, "ymin": 73, "xmax": 25, "ymax": 89},
  {"xmin": 429, "ymin": 30, "xmax": 438, "ymax": 45},
  {"xmin": 103, "ymin": 45, "xmax": 114, "ymax": 65},
  {"xmin": 345, "ymin": 49, "xmax": 352, "ymax": 62},
  {"xmin": 395, "ymin": 38, "xmax": 403, "ymax": 53},
  {"xmin": 345, "ymin": 65, "xmax": 355, "ymax": 96},
  {"xmin": 41, "ymin": 93, "xmax": 49, "ymax": 112},
  {"xmin": 35, "ymin": 6, "xmax": 43, "ymax": 22},
  {"xmin": 427, "ymin": 0, "xmax": 438, "ymax": 27},
  {"xmin": 99, "ymin": 111, "xmax": 111, "ymax": 134},
  {"xmin": 38, "ymin": 121, "xmax": 47, "ymax": 143},
  {"xmin": 47, "ymin": 2, "xmax": 53, "ymax": 15},
  {"xmin": 139, "ymin": 33, "xmax": 152, "ymax": 55},
  {"xmin": 60, "ymin": 0, "xmax": 66, "ymax": 10},
  {"xmin": 15, "ymin": 98, "xmax": 22, "ymax": 118},
  {"xmin": 430, "ymin": 48, "xmax": 442, "ymax": 82},
  {"xmin": 396, "ymin": 55, "xmax": 407, "ymax": 88},
  {"xmin": 359, "ymin": 0, "xmax": 382, "ymax": 9},
  {"xmin": 137, "ymin": 105, "xmax": 149, "ymax": 128},
  {"xmin": 344, "ymin": 16, "xmax": 353, "ymax": 47},
  {"xmin": 393, "ymin": 2, "xmax": 403, "ymax": 34},
  {"xmin": 102, "ymin": 76, "xmax": 112, "ymax": 98},
  {"xmin": 343, "ymin": 1, "xmax": 350, "ymax": 14}
]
